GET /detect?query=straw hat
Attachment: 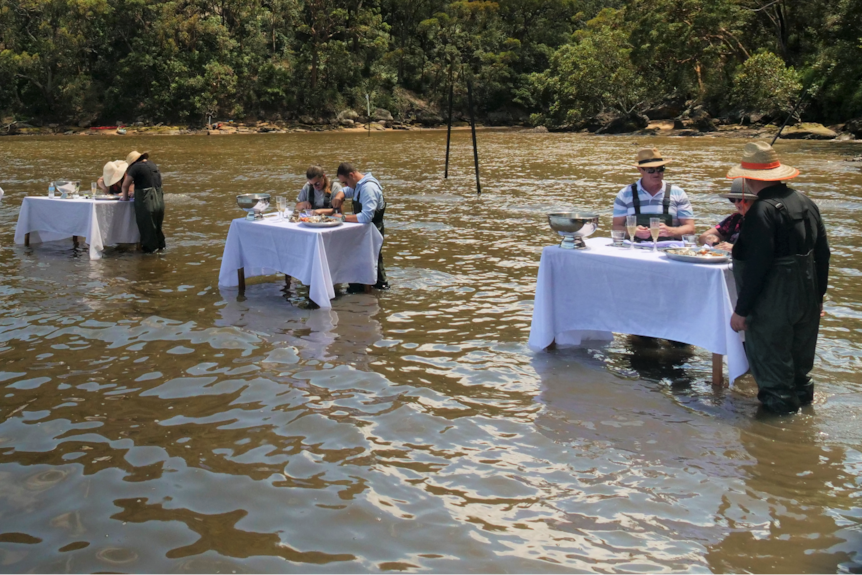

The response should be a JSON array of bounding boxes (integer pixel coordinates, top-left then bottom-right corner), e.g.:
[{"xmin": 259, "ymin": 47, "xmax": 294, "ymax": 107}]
[
  {"xmin": 126, "ymin": 150, "xmax": 149, "ymax": 165},
  {"xmin": 726, "ymin": 141, "xmax": 799, "ymax": 181},
  {"xmin": 632, "ymin": 147, "xmax": 671, "ymax": 168},
  {"xmin": 102, "ymin": 160, "xmax": 128, "ymax": 187}
]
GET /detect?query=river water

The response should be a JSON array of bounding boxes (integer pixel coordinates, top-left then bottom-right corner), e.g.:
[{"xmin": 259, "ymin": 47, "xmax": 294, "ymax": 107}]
[{"xmin": 0, "ymin": 131, "xmax": 860, "ymax": 572}]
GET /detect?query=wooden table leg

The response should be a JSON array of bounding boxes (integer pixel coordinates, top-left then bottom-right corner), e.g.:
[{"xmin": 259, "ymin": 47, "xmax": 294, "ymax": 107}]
[
  {"xmin": 363, "ymin": 285, "xmax": 373, "ymax": 294},
  {"xmin": 24, "ymin": 233, "xmax": 30, "ymax": 247},
  {"xmin": 72, "ymin": 235, "xmax": 79, "ymax": 247},
  {"xmin": 237, "ymin": 268, "xmax": 246, "ymax": 294},
  {"xmin": 136, "ymin": 242, "xmax": 141, "ymax": 251},
  {"xmin": 284, "ymin": 274, "xmax": 291, "ymax": 286},
  {"xmin": 712, "ymin": 353, "xmax": 724, "ymax": 386}
]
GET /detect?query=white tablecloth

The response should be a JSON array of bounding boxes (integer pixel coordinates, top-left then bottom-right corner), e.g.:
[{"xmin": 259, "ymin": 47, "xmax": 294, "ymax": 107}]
[
  {"xmin": 13, "ymin": 197, "xmax": 139, "ymax": 260},
  {"xmin": 218, "ymin": 217, "xmax": 384, "ymax": 309},
  {"xmin": 529, "ymin": 237, "xmax": 749, "ymax": 383}
]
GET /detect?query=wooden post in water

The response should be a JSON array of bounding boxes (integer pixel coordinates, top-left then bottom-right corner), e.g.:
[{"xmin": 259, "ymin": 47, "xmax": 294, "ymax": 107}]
[
  {"xmin": 444, "ymin": 79, "xmax": 454, "ymax": 179},
  {"xmin": 466, "ymin": 79, "xmax": 481, "ymax": 196},
  {"xmin": 366, "ymin": 93, "xmax": 372, "ymax": 137}
]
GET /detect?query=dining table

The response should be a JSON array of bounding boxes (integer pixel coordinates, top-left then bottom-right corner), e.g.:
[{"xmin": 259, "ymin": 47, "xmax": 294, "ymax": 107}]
[
  {"xmin": 528, "ymin": 237, "xmax": 749, "ymax": 385},
  {"xmin": 14, "ymin": 196, "xmax": 139, "ymax": 260},
  {"xmin": 218, "ymin": 216, "xmax": 384, "ymax": 309}
]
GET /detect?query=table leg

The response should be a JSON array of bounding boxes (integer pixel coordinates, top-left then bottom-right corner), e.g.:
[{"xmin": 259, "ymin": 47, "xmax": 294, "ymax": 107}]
[
  {"xmin": 136, "ymin": 242, "xmax": 141, "ymax": 251},
  {"xmin": 237, "ymin": 268, "xmax": 246, "ymax": 294},
  {"xmin": 285, "ymin": 274, "xmax": 291, "ymax": 286},
  {"xmin": 364, "ymin": 285, "xmax": 373, "ymax": 294},
  {"xmin": 712, "ymin": 354, "xmax": 724, "ymax": 386},
  {"xmin": 72, "ymin": 235, "xmax": 79, "ymax": 247},
  {"xmin": 24, "ymin": 233, "xmax": 30, "ymax": 247}
]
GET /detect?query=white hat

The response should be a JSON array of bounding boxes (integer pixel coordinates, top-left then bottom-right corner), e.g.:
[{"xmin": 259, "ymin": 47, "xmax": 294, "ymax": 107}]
[{"xmin": 102, "ymin": 160, "xmax": 129, "ymax": 187}]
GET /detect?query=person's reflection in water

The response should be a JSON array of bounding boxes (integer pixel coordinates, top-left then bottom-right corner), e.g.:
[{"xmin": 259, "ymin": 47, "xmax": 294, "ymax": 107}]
[{"xmin": 705, "ymin": 412, "xmax": 861, "ymax": 573}]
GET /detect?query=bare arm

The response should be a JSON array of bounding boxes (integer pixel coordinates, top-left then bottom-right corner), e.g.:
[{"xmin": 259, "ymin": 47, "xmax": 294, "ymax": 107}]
[
  {"xmin": 121, "ymin": 174, "xmax": 133, "ymax": 201},
  {"xmin": 658, "ymin": 218, "xmax": 695, "ymax": 239}
]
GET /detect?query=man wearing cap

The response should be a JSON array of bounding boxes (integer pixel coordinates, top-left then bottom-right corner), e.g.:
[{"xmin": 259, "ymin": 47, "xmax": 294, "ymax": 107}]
[
  {"xmin": 121, "ymin": 150, "xmax": 166, "ymax": 253},
  {"xmin": 612, "ymin": 148, "xmax": 695, "ymax": 241},
  {"xmin": 698, "ymin": 179, "xmax": 754, "ymax": 249},
  {"xmin": 728, "ymin": 141, "xmax": 830, "ymax": 414}
]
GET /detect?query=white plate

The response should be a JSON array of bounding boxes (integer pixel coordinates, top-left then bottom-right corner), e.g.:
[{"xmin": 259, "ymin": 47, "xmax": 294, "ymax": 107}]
[
  {"xmin": 95, "ymin": 196, "xmax": 120, "ymax": 200},
  {"xmin": 300, "ymin": 220, "xmax": 343, "ymax": 228},
  {"xmin": 664, "ymin": 249, "xmax": 730, "ymax": 264}
]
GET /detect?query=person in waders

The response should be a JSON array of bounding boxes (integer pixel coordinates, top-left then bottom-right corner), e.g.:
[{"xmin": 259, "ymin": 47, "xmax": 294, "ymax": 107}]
[
  {"xmin": 121, "ymin": 151, "xmax": 166, "ymax": 253},
  {"xmin": 332, "ymin": 162, "xmax": 388, "ymax": 292},
  {"xmin": 295, "ymin": 165, "xmax": 343, "ymax": 215},
  {"xmin": 728, "ymin": 142, "xmax": 830, "ymax": 415},
  {"xmin": 612, "ymin": 147, "xmax": 695, "ymax": 242}
]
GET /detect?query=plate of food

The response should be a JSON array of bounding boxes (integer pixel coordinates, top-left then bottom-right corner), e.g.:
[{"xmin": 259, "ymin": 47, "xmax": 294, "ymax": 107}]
[
  {"xmin": 95, "ymin": 195, "xmax": 120, "ymax": 200},
  {"xmin": 664, "ymin": 246, "xmax": 730, "ymax": 263},
  {"xmin": 299, "ymin": 215, "xmax": 343, "ymax": 228}
]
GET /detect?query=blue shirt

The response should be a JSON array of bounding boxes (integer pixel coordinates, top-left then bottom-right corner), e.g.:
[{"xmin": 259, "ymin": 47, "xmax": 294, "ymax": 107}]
[
  {"xmin": 613, "ymin": 180, "xmax": 694, "ymax": 225},
  {"xmin": 342, "ymin": 173, "xmax": 385, "ymax": 224}
]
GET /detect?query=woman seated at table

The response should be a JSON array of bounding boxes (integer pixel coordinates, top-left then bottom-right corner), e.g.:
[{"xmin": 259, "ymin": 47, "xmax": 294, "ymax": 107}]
[
  {"xmin": 97, "ymin": 160, "xmax": 133, "ymax": 197},
  {"xmin": 698, "ymin": 179, "xmax": 754, "ymax": 250},
  {"xmin": 295, "ymin": 165, "xmax": 343, "ymax": 215}
]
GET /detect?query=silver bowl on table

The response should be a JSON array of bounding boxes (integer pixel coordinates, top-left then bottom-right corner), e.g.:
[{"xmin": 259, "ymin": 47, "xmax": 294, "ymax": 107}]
[
  {"xmin": 236, "ymin": 193, "xmax": 271, "ymax": 220},
  {"xmin": 548, "ymin": 212, "xmax": 599, "ymax": 249}
]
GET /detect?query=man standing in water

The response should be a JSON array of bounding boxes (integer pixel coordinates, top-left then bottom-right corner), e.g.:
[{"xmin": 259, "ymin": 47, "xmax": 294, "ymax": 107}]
[
  {"xmin": 728, "ymin": 142, "xmax": 830, "ymax": 414},
  {"xmin": 332, "ymin": 163, "xmax": 389, "ymax": 291},
  {"xmin": 122, "ymin": 150, "xmax": 166, "ymax": 253}
]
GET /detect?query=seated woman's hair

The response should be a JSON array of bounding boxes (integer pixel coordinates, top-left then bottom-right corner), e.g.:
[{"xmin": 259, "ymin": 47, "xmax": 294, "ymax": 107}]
[{"xmin": 306, "ymin": 165, "xmax": 331, "ymax": 195}]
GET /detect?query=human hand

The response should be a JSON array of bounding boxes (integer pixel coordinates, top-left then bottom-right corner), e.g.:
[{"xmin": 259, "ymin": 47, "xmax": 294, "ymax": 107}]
[
  {"xmin": 635, "ymin": 226, "xmax": 652, "ymax": 239},
  {"xmin": 715, "ymin": 242, "xmax": 733, "ymax": 251},
  {"xmin": 331, "ymin": 196, "xmax": 344, "ymax": 209},
  {"xmin": 820, "ymin": 303, "xmax": 825, "ymax": 317},
  {"xmin": 658, "ymin": 223, "xmax": 673, "ymax": 236},
  {"xmin": 730, "ymin": 312, "xmax": 747, "ymax": 332}
]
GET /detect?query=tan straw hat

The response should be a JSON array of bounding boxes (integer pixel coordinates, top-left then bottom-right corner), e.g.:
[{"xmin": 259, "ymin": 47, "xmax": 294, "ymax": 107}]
[
  {"xmin": 726, "ymin": 141, "xmax": 799, "ymax": 181},
  {"xmin": 102, "ymin": 160, "xmax": 128, "ymax": 187},
  {"xmin": 633, "ymin": 147, "xmax": 671, "ymax": 168},
  {"xmin": 126, "ymin": 150, "xmax": 149, "ymax": 165}
]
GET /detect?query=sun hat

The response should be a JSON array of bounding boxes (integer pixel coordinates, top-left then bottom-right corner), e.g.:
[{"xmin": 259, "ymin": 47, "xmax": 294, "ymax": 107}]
[
  {"xmin": 125, "ymin": 150, "xmax": 149, "ymax": 165},
  {"xmin": 102, "ymin": 160, "xmax": 129, "ymax": 187},
  {"xmin": 726, "ymin": 141, "xmax": 799, "ymax": 181},
  {"xmin": 632, "ymin": 147, "xmax": 671, "ymax": 168},
  {"xmin": 718, "ymin": 178, "xmax": 753, "ymax": 201}
]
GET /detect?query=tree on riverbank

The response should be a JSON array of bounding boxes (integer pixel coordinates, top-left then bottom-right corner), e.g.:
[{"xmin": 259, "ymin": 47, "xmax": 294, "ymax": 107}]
[{"xmin": 0, "ymin": 0, "xmax": 860, "ymax": 128}]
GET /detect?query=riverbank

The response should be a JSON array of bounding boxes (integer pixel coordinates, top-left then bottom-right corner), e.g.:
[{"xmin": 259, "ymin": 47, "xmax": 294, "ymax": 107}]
[{"xmin": 4, "ymin": 119, "xmax": 860, "ymax": 141}]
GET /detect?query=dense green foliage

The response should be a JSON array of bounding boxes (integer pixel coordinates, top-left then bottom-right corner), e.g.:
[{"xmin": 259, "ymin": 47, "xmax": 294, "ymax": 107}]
[{"xmin": 0, "ymin": 0, "xmax": 859, "ymax": 126}]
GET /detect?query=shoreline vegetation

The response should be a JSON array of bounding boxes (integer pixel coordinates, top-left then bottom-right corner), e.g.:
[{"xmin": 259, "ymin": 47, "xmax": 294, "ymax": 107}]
[{"xmin": 2, "ymin": 1, "xmax": 861, "ymax": 140}]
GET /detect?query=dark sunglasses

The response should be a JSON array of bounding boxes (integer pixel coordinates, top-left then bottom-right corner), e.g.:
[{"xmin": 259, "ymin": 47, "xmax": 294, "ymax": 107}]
[{"xmin": 643, "ymin": 166, "xmax": 665, "ymax": 174}]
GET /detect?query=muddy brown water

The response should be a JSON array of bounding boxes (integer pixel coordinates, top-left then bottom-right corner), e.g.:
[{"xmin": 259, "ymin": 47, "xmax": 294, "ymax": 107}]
[{"xmin": 0, "ymin": 131, "xmax": 860, "ymax": 572}]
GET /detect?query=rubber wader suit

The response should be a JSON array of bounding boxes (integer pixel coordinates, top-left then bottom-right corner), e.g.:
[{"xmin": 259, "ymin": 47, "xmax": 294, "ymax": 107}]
[
  {"xmin": 136, "ymin": 186, "xmax": 166, "ymax": 253},
  {"xmin": 732, "ymin": 187, "xmax": 828, "ymax": 414},
  {"xmin": 349, "ymin": 185, "xmax": 386, "ymax": 289}
]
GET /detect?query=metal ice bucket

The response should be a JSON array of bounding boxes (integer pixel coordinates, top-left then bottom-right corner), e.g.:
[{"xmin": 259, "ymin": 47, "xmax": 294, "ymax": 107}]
[
  {"xmin": 236, "ymin": 193, "xmax": 271, "ymax": 220},
  {"xmin": 548, "ymin": 212, "xmax": 599, "ymax": 249}
]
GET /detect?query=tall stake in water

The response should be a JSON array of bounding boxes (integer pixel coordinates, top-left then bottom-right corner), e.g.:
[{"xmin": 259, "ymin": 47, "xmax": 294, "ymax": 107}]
[
  {"xmin": 467, "ymin": 80, "xmax": 481, "ymax": 196},
  {"xmin": 366, "ymin": 93, "xmax": 371, "ymax": 137},
  {"xmin": 444, "ymin": 81, "xmax": 454, "ymax": 179}
]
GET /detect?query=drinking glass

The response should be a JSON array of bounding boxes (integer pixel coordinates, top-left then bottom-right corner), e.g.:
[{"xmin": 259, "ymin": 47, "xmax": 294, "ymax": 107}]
[
  {"xmin": 276, "ymin": 196, "xmax": 287, "ymax": 219},
  {"xmin": 682, "ymin": 234, "xmax": 696, "ymax": 248},
  {"xmin": 90, "ymin": 182, "xmax": 97, "ymax": 199},
  {"xmin": 611, "ymin": 230, "xmax": 625, "ymax": 247},
  {"xmin": 626, "ymin": 215, "xmax": 637, "ymax": 249},
  {"xmin": 650, "ymin": 217, "xmax": 661, "ymax": 252}
]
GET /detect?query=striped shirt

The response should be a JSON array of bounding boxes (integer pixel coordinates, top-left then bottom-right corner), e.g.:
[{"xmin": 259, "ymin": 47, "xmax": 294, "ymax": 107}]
[{"xmin": 613, "ymin": 180, "xmax": 694, "ymax": 225}]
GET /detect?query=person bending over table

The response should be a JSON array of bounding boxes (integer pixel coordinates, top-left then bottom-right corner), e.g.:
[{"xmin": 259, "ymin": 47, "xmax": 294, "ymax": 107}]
[
  {"xmin": 331, "ymin": 162, "xmax": 389, "ymax": 291},
  {"xmin": 295, "ymin": 165, "xmax": 343, "ymax": 215},
  {"xmin": 698, "ymin": 179, "xmax": 754, "ymax": 250},
  {"xmin": 612, "ymin": 147, "xmax": 695, "ymax": 241},
  {"xmin": 121, "ymin": 150, "xmax": 166, "ymax": 253},
  {"xmin": 97, "ymin": 160, "xmax": 132, "ymax": 197}
]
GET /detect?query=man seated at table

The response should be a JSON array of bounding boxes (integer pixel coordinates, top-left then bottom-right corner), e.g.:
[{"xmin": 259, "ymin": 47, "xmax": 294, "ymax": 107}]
[
  {"xmin": 295, "ymin": 165, "xmax": 343, "ymax": 214},
  {"xmin": 331, "ymin": 162, "xmax": 389, "ymax": 290},
  {"xmin": 612, "ymin": 147, "xmax": 695, "ymax": 241}
]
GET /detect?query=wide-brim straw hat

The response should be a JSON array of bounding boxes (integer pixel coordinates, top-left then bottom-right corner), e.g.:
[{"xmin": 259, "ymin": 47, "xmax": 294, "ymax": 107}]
[
  {"xmin": 102, "ymin": 160, "xmax": 128, "ymax": 187},
  {"xmin": 632, "ymin": 147, "xmax": 671, "ymax": 168},
  {"xmin": 126, "ymin": 150, "xmax": 149, "ymax": 165},
  {"xmin": 726, "ymin": 141, "xmax": 799, "ymax": 181}
]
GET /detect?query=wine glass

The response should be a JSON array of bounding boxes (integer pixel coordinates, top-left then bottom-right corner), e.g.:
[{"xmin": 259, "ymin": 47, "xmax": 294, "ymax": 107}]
[
  {"xmin": 626, "ymin": 215, "xmax": 637, "ymax": 249},
  {"xmin": 90, "ymin": 182, "xmax": 97, "ymax": 199},
  {"xmin": 650, "ymin": 217, "xmax": 661, "ymax": 252},
  {"xmin": 276, "ymin": 196, "xmax": 287, "ymax": 219}
]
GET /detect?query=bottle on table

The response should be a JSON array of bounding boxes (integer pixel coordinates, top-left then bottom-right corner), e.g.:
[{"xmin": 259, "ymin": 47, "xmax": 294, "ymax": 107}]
[{"xmin": 48, "ymin": 183, "xmax": 55, "ymax": 198}]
